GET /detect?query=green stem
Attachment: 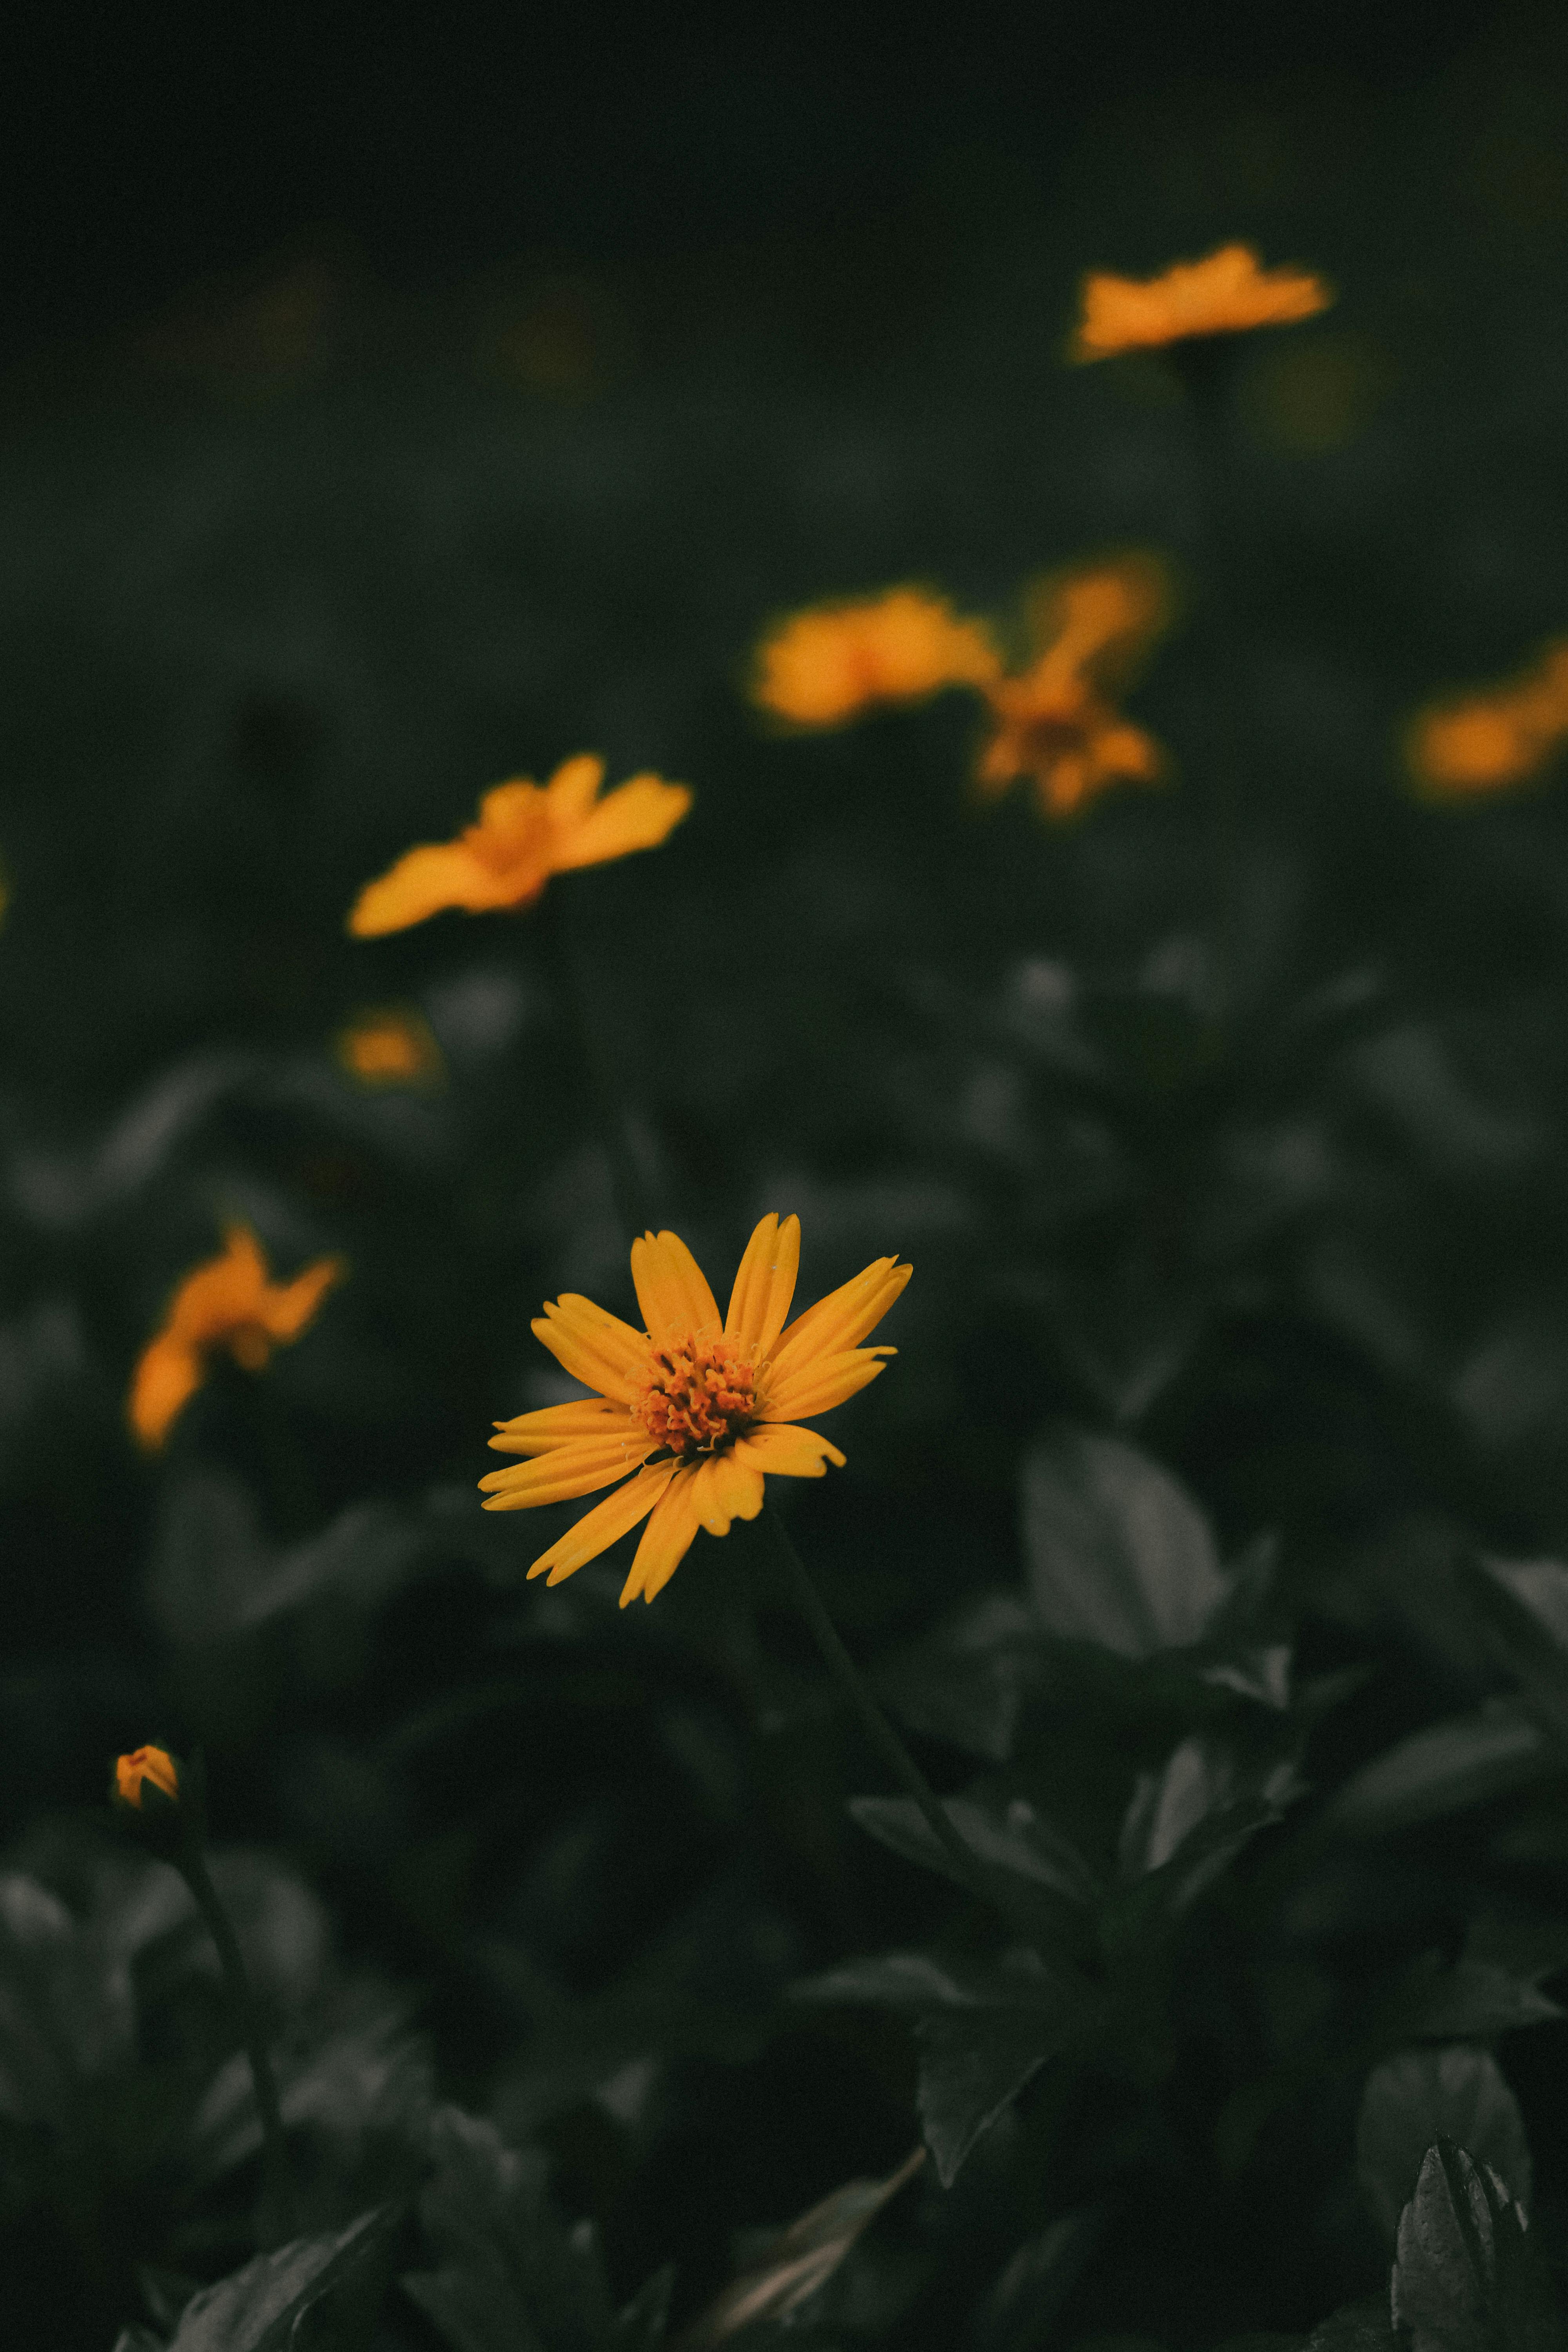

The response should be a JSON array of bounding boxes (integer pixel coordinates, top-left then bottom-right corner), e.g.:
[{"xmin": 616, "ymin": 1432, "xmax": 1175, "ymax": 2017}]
[
  {"xmin": 762, "ymin": 1506, "xmax": 1019, "ymax": 1928},
  {"xmin": 537, "ymin": 880, "xmax": 652, "ymax": 1236},
  {"xmin": 180, "ymin": 1852, "xmax": 298, "ymax": 2246}
]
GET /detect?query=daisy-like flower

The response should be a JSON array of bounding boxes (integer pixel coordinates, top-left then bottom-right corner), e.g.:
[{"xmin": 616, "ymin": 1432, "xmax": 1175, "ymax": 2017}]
[
  {"xmin": 752, "ymin": 589, "xmax": 1002, "ymax": 728},
  {"xmin": 480, "ymin": 1214, "xmax": 911, "ymax": 1606},
  {"xmin": 1405, "ymin": 640, "xmax": 1568, "ymax": 797},
  {"xmin": 130, "ymin": 1223, "xmax": 345, "ymax": 1451},
  {"xmin": 347, "ymin": 754, "xmax": 692, "ymax": 938},
  {"xmin": 1070, "ymin": 243, "xmax": 1334, "ymax": 363},
  {"xmin": 335, "ymin": 1005, "xmax": 444, "ymax": 1087},
  {"xmin": 974, "ymin": 557, "xmax": 1171, "ymax": 817}
]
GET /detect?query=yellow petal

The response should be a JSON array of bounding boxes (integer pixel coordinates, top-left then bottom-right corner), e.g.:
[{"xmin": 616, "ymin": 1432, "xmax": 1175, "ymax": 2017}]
[
  {"xmin": 768, "ymin": 1257, "xmax": 911, "ymax": 1382},
  {"xmin": 630, "ymin": 1230, "xmax": 721, "ymax": 1347},
  {"xmin": 543, "ymin": 752, "xmax": 607, "ymax": 827},
  {"xmin": 688, "ymin": 1449, "xmax": 766, "ymax": 1537},
  {"xmin": 532, "ymin": 1294, "xmax": 648, "ymax": 1403},
  {"xmin": 620, "ymin": 1465, "xmax": 704, "ymax": 1606},
  {"xmin": 761, "ymin": 1347, "xmax": 893, "ymax": 1423},
  {"xmin": 347, "ymin": 843, "xmax": 509, "ymax": 937},
  {"xmin": 731, "ymin": 1423, "xmax": 846, "ymax": 1479},
  {"xmin": 128, "ymin": 1333, "xmax": 204, "ymax": 1451},
  {"xmin": 479, "ymin": 1436, "xmax": 652, "ymax": 1508},
  {"xmin": 724, "ymin": 1213, "xmax": 801, "ymax": 1360},
  {"xmin": 519, "ymin": 1461, "xmax": 677, "ymax": 1580},
  {"xmin": 489, "ymin": 1397, "xmax": 637, "ymax": 1454},
  {"xmin": 550, "ymin": 776, "xmax": 693, "ymax": 872},
  {"xmin": 258, "ymin": 1255, "xmax": 347, "ymax": 1342}
]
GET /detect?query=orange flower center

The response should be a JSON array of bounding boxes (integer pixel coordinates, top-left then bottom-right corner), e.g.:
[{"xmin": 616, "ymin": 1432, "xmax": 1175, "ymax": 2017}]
[{"xmin": 635, "ymin": 1333, "xmax": 757, "ymax": 1460}]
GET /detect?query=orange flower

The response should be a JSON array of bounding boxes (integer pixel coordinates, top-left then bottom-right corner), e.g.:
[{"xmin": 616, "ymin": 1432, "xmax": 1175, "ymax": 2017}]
[
  {"xmin": 975, "ymin": 556, "xmax": 1172, "ymax": 816},
  {"xmin": 480, "ymin": 1214, "xmax": 911, "ymax": 1606},
  {"xmin": 113, "ymin": 1744, "xmax": 180, "ymax": 1809},
  {"xmin": 751, "ymin": 589, "xmax": 1001, "ymax": 727},
  {"xmin": 1070, "ymin": 243, "xmax": 1333, "ymax": 362},
  {"xmin": 1405, "ymin": 641, "xmax": 1568, "ymax": 797},
  {"xmin": 335, "ymin": 1006, "xmax": 444, "ymax": 1087},
  {"xmin": 130, "ymin": 1223, "xmax": 345, "ymax": 1450},
  {"xmin": 347, "ymin": 754, "xmax": 692, "ymax": 938}
]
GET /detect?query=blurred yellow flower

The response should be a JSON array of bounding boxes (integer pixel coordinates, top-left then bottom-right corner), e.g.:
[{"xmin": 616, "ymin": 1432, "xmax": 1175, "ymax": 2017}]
[
  {"xmin": 130, "ymin": 1223, "xmax": 345, "ymax": 1451},
  {"xmin": 751, "ymin": 589, "xmax": 1001, "ymax": 727},
  {"xmin": 1405, "ymin": 641, "xmax": 1568, "ymax": 797},
  {"xmin": 975, "ymin": 556, "xmax": 1172, "ymax": 817},
  {"xmin": 481, "ymin": 1213, "xmax": 911, "ymax": 1606},
  {"xmin": 1071, "ymin": 243, "xmax": 1333, "ymax": 362},
  {"xmin": 335, "ymin": 1007, "xmax": 444, "ymax": 1087},
  {"xmin": 112, "ymin": 1744, "xmax": 180, "ymax": 1809},
  {"xmin": 347, "ymin": 754, "xmax": 692, "ymax": 938}
]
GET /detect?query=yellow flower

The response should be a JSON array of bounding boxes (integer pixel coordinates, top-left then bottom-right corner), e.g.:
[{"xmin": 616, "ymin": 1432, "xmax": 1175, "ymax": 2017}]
[
  {"xmin": 480, "ymin": 1214, "xmax": 911, "ymax": 1606},
  {"xmin": 130, "ymin": 1223, "xmax": 345, "ymax": 1451},
  {"xmin": 113, "ymin": 1744, "xmax": 180, "ymax": 1809},
  {"xmin": 974, "ymin": 556, "xmax": 1171, "ymax": 817},
  {"xmin": 751, "ymin": 589, "xmax": 1002, "ymax": 727},
  {"xmin": 335, "ymin": 1006, "xmax": 444, "ymax": 1087},
  {"xmin": 1405, "ymin": 640, "xmax": 1568, "ymax": 797},
  {"xmin": 1070, "ymin": 243, "xmax": 1334, "ymax": 362},
  {"xmin": 347, "ymin": 754, "xmax": 692, "ymax": 938}
]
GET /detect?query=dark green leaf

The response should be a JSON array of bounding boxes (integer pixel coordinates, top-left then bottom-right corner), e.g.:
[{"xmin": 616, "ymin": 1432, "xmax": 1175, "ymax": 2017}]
[
  {"xmin": 847, "ymin": 1795, "xmax": 1100, "ymax": 1904},
  {"xmin": 166, "ymin": 2207, "xmax": 397, "ymax": 2352},
  {"xmin": 1301, "ymin": 2307, "xmax": 1397, "ymax": 2350},
  {"xmin": 916, "ymin": 2009, "xmax": 1067, "ymax": 2188},
  {"xmin": 675, "ymin": 2147, "xmax": 923, "ymax": 2346},
  {"xmin": 610, "ymin": 2267, "xmax": 673, "ymax": 2351},
  {"xmin": 1019, "ymin": 1427, "xmax": 1229, "ymax": 1657},
  {"xmin": 1463, "ymin": 1557, "xmax": 1568, "ymax": 1746},
  {"xmin": 1357, "ymin": 2048, "xmax": 1531, "ymax": 2241},
  {"xmin": 401, "ymin": 2262, "xmax": 545, "ymax": 2352},
  {"xmin": 1390, "ymin": 2139, "xmax": 1563, "ymax": 2352},
  {"xmin": 1321, "ymin": 1703, "xmax": 1551, "ymax": 1837},
  {"xmin": 965, "ymin": 2206, "xmax": 1106, "ymax": 2351}
]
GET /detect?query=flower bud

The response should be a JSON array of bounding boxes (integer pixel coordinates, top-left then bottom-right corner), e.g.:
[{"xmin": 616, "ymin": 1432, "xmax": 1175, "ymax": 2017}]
[{"xmin": 112, "ymin": 1744, "xmax": 181, "ymax": 1811}]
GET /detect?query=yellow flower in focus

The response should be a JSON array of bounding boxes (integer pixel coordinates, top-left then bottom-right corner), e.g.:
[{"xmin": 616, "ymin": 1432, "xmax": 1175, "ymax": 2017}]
[
  {"xmin": 752, "ymin": 589, "xmax": 1002, "ymax": 727},
  {"xmin": 1071, "ymin": 243, "xmax": 1334, "ymax": 362},
  {"xmin": 335, "ymin": 1006, "xmax": 444, "ymax": 1087},
  {"xmin": 113, "ymin": 1744, "xmax": 180, "ymax": 1809},
  {"xmin": 347, "ymin": 754, "xmax": 692, "ymax": 938},
  {"xmin": 975, "ymin": 556, "xmax": 1172, "ymax": 817},
  {"xmin": 1405, "ymin": 641, "xmax": 1568, "ymax": 797},
  {"xmin": 480, "ymin": 1214, "xmax": 911, "ymax": 1606},
  {"xmin": 130, "ymin": 1224, "xmax": 346, "ymax": 1451}
]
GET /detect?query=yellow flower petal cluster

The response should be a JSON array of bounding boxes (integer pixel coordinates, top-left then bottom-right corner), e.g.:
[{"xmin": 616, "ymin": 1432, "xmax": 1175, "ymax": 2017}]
[
  {"xmin": 480, "ymin": 1214, "xmax": 911, "ymax": 1606},
  {"xmin": 335, "ymin": 1006, "xmax": 444, "ymax": 1087},
  {"xmin": 752, "ymin": 589, "xmax": 1001, "ymax": 727},
  {"xmin": 750, "ymin": 559, "xmax": 1170, "ymax": 820},
  {"xmin": 129, "ymin": 1223, "xmax": 345, "ymax": 1451},
  {"xmin": 1070, "ymin": 243, "xmax": 1334, "ymax": 361},
  {"xmin": 113, "ymin": 1744, "xmax": 181, "ymax": 1809},
  {"xmin": 1405, "ymin": 640, "xmax": 1568, "ymax": 797},
  {"xmin": 347, "ymin": 754, "xmax": 692, "ymax": 938}
]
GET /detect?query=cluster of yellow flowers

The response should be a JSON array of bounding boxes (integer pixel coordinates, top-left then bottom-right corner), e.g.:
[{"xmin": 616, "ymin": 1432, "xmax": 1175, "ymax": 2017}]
[{"xmin": 119, "ymin": 240, "xmax": 1567, "ymax": 1612}]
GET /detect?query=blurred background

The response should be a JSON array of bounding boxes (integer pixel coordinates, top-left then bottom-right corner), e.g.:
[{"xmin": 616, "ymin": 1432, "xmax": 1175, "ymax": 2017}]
[{"xmin": 9, "ymin": 5, "xmax": 1568, "ymax": 2349}]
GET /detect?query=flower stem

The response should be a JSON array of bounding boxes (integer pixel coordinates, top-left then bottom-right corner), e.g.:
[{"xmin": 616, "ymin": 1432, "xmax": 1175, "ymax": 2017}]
[
  {"xmin": 761, "ymin": 1506, "xmax": 1009, "ymax": 1924},
  {"xmin": 179, "ymin": 1851, "xmax": 298, "ymax": 2245},
  {"xmin": 538, "ymin": 879, "xmax": 653, "ymax": 1236}
]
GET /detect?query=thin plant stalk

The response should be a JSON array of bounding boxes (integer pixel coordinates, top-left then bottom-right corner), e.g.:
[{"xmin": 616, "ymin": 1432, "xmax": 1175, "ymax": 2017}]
[
  {"xmin": 761, "ymin": 1506, "xmax": 1029, "ymax": 1934},
  {"xmin": 180, "ymin": 1850, "xmax": 298, "ymax": 2245}
]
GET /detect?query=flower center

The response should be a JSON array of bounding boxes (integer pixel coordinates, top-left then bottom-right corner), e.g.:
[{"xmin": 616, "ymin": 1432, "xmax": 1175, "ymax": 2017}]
[{"xmin": 635, "ymin": 1332, "xmax": 757, "ymax": 1460}]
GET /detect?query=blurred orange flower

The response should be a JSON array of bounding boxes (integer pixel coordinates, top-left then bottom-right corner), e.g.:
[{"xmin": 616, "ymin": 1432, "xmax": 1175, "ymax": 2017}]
[
  {"xmin": 1405, "ymin": 641, "xmax": 1568, "ymax": 797},
  {"xmin": 480, "ymin": 1213, "xmax": 910, "ymax": 1606},
  {"xmin": 130, "ymin": 1223, "xmax": 345, "ymax": 1451},
  {"xmin": 335, "ymin": 1006, "xmax": 444, "ymax": 1087},
  {"xmin": 347, "ymin": 754, "xmax": 692, "ymax": 937},
  {"xmin": 113, "ymin": 1744, "xmax": 180, "ymax": 1809},
  {"xmin": 975, "ymin": 556, "xmax": 1172, "ymax": 817},
  {"xmin": 1071, "ymin": 243, "xmax": 1333, "ymax": 362},
  {"xmin": 751, "ymin": 589, "xmax": 1001, "ymax": 727}
]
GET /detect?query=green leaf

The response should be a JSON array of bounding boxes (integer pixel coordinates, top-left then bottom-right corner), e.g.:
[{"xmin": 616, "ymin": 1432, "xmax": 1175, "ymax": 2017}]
[
  {"xmin": 1019, "ymin": 1427, "xmax": 1229, "ymax": 1657},
  {"xmin": 847, "ymin": 1794, "xmax": 1101, "ymax": 1905},
  {"xmin": 675, "ymin": 2147, "xmax": 923, "ymax": 2346},
  {"xmin": 609, "ymin": 2267, "xmax": 673, "ymax": 2351},
  {"xmin": 1463, "ymin": 1557, "xmax": 1568, "ymax": 1745},
  {"xmin": 1391, "ymin": 1924, "xmax": 1567, "ymax": 2041},
  {"xmin": 916, "ymin": 2008, "xmax": 1069, "ymax": 2188},
  {"xmin": 401, "ymin": 2263, "xmax": 544, "ymax": 2352},
  {"xmin": 1321, "ymin": 1702, "xmax": 1552, "ymax": 1837},
  {"xmin": 1357, "ymin": 2047, "xmax": 1532, "ymax": 2242},
  {"xmin": 965, "ymin": 2206, "xmax": 1106, "ymax": 2351},
  {"xmin": 165, "ymin": 2207, "xmax": 397, "ymax": 2352},
  {"xmin": 1301, "ymin": 2307, "xmax": 1397, "ymax": 2350},
  {"xmin": 1390, "ymin": 2138, "xmax": 1564, "ymax": 2351}
]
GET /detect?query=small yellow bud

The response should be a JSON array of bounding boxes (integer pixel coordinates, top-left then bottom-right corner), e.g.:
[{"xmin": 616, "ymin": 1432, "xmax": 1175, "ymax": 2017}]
[{"xmin": 113, "ymin": 1744, "xmax": 181, "ymax": 1809}]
